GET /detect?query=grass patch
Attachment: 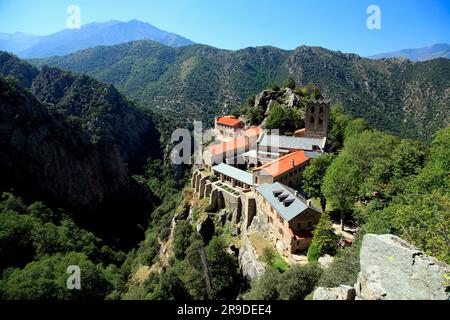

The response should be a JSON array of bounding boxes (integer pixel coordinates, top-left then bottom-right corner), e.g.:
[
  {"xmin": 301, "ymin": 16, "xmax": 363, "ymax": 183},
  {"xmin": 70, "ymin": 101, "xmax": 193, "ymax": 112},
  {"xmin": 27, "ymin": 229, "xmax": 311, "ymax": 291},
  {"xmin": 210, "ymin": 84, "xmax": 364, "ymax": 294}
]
[
  {"xmin": 272, "ymin": 253, "xmax": 289, "ymax": 272},
  {"xmin": 249, "ymin": 232, "xmax": 289, "ymax": 272}
]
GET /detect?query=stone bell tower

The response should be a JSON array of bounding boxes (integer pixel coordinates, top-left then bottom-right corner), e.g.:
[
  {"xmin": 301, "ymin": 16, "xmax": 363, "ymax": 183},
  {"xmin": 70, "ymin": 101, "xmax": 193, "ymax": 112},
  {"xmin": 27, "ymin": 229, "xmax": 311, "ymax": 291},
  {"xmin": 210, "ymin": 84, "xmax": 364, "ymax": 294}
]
[{"xmin": 304, "ymin": 100, "xmax": 330, "ymax": 138}]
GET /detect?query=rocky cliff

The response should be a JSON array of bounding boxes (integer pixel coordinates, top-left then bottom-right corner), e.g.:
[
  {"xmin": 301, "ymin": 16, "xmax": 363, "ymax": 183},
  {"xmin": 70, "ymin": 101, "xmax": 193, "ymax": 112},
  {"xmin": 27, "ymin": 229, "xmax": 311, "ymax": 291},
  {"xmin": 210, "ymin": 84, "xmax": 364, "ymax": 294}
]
[
  {"xmin": 313, "ymin": 234, "xmax": 450, "ymax": 300},
  {"xmin": 31, "ymin": 66, "xmax": 163, "ymax": 173},
  {"xmin": 0, "ymin": 76, "xmax": 156, "ymax": 248}
]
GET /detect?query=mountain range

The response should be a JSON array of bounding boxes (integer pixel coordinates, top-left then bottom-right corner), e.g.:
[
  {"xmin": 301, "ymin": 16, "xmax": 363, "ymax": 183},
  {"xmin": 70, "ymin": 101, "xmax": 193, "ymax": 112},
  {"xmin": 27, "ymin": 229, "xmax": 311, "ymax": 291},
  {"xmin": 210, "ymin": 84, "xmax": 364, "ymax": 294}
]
[
  {"xmin": 370, "ymin": 43, "xmax": 450, "ymax": 61},
  {"xmin": 33, "ymin": 40, "xmax": 450, "ymax": 141},
  {"xmin": 0, "ymin": 20, "xmax": 194, "ymax": 58}
]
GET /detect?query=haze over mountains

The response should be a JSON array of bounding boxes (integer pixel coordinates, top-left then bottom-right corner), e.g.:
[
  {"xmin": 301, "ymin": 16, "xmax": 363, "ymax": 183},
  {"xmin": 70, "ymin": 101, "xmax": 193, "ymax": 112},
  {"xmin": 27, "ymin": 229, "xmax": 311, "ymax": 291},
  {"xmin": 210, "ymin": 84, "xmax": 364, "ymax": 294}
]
[
  {"xmin": 370, "ymin": 43, "xmax": 450, "ymax": 61},
  {"xmin": 0, "ymin": 20, "xmax": 195, "ymax": 58}
]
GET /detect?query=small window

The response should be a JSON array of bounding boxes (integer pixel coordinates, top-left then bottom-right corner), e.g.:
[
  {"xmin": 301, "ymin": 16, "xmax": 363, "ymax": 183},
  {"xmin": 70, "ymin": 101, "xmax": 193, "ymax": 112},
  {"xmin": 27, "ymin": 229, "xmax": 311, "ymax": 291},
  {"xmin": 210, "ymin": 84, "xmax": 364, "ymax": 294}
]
[
  {"xmin": 308, "ymin": 221, "xmax": 313, "ymax": 228},
  {"xmin": 311, "ymin": 106, "xmax": 315, "ymax": 113},
  {"xmin": 319, "ymin": 107, "xmax": 324, "ymax": 114},
  {"xmin": 310, "ymin": 117, "xmax": 315, "ymax": 124},
  {"xmin": 319, "ymin": 117, "xmax": 323, "ymax": 124}
]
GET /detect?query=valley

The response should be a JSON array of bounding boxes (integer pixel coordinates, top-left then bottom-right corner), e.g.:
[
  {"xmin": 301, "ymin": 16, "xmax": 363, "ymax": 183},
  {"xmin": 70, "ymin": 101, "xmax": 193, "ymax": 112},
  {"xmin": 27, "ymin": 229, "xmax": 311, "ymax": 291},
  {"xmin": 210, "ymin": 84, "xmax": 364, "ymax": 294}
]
[{"xmin": 0, "ymin": 39, "xmax": 449, "ymax": 301}]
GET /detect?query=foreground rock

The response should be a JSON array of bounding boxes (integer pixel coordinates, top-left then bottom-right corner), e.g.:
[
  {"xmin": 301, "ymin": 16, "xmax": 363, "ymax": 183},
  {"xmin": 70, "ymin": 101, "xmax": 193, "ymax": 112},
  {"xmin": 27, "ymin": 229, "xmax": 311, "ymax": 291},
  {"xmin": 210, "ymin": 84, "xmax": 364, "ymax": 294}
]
[
  {"xmin": 314, "ymin": 234, "xmax": 450, "ymax": 300},
  {"xmin": 356, "ymin": 234, "xmax": 449, "ymax": 300},
  {"xmin": 313, "ymin": 285, "xmax": 356, "ymax": 300},
  {"xmin": 238, "ymin": 237, "xmax": 266, "ymax": 281}
]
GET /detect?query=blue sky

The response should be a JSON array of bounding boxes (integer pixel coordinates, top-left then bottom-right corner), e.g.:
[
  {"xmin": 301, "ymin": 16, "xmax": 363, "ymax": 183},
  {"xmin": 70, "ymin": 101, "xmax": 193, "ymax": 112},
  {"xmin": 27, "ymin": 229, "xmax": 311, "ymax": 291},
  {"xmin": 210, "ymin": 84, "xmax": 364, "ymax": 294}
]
[{"xmin": 0, "ymin": 0, "xmax": 449, "ymax": 56}]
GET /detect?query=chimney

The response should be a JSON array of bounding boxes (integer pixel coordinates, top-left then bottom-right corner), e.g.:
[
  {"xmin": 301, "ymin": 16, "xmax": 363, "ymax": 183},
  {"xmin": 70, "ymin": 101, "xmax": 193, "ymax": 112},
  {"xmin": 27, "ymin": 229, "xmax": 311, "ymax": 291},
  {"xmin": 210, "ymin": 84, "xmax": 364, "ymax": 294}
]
[
  {"xmin": 292, "ymin": 159, "xmax": 295, "ymax": 167},
  {"xmin": 307, "ymin": 199, "xmax": 312, "ymax": 206}
]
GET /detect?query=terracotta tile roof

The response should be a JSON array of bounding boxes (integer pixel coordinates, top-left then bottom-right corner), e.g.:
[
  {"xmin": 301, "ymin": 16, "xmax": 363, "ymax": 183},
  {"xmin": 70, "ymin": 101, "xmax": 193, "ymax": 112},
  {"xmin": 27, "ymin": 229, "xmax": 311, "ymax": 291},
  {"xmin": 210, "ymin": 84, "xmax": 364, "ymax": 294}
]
[
  {"xmin": 245, "ymin": 126, "xmax": 262, "ymax": 137},
  {"xmin": 211, "ymin": 137, "xmax": 247, "ymax": 155},
  {"xmin": 210, "ymin": 127, "xmax": 262, "ymax": 156},
  {"xmin": 255, "ymin": 150, "xmax": 310, "ymax": 178},
  {"xmin": 216, "ymin": 116, "xmax": 243, "ymax": 128}
]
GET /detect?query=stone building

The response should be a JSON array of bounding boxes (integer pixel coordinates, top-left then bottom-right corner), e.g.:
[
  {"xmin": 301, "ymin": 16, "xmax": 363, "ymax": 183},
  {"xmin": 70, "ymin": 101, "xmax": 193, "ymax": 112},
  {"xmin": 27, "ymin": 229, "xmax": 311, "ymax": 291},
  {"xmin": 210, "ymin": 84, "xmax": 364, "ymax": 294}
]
[
  {"xmin": 304, "ymin": 100, "xmax": 330, "ymax": 138},
  {"xmin": 212, "ymin": 163, "xmax": 253, "ymax": 191},
  {"xmin": 252, "ymin": 150, "xmax": 310, "ymax": 189},
  {"xmin": 203, "ymin": 127, "xmax": 261, "ymax": 170},
  {"xmin": 214, "ymin": 116, "xmax": 244, "ymax": 141},
  {"xmin": 255, "ymin": 182, "xmax": 322, "ymax": 254}
]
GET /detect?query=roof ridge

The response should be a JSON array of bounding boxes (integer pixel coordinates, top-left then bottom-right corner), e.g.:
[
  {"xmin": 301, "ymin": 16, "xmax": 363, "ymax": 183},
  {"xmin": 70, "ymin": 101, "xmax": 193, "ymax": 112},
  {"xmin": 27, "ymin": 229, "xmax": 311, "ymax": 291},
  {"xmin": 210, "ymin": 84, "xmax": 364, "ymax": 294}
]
[{"xmin": 254, "ymin": 150, "xmax": 308, "ymax": 172}]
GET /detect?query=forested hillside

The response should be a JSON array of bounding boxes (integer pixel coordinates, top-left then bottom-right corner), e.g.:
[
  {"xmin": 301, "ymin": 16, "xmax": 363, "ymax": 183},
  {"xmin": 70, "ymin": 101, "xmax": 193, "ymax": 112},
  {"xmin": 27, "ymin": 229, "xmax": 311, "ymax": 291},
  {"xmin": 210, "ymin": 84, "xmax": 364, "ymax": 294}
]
[
  {"xmin": 0, "ymin": 52, "xmax": 170, "ymax": 246},
  {"xmin": 34, "ymin": 41, "xmax": 450, "ymax": 141},
  {"xmin": 0, "ymin": 52, "xmax": 189, "ymax": 300}
]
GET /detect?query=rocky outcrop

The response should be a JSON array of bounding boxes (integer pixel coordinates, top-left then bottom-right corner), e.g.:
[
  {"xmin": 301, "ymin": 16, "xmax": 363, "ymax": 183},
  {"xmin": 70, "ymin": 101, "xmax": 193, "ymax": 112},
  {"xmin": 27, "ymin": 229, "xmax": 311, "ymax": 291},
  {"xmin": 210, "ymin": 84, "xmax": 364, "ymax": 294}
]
[
  {"xmin": 313, "ymin": 234, "xmax": 450, "ymax": 300},
  {"xmin": 313, "ymin": 285, "xmax": 356, "ymax": 301},
  {"xmin": 254, "ymin": 87, "xmax": 305, "ymax": 116},
  {"xmin": 318, "ymin": 255, "xmax": 334, "ymax": 270},
  {"xmin": 238, "ymin": 237, "xmax": 266, "ymax": 281},
  {"xmin": 355, "ymin": 234, "xmax": 449, "ymax": 300},
  {"xmin": 254, "ymin": 90, "xmax": 279, "ymax": 110}
]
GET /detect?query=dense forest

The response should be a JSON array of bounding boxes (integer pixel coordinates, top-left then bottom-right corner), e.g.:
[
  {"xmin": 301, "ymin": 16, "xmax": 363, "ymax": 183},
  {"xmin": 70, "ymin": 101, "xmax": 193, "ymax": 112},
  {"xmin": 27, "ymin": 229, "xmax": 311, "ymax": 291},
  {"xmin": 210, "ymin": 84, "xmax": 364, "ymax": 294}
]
[{"xmin": 33, "ymin": 40, "xmax": 450, "ymax": 141}]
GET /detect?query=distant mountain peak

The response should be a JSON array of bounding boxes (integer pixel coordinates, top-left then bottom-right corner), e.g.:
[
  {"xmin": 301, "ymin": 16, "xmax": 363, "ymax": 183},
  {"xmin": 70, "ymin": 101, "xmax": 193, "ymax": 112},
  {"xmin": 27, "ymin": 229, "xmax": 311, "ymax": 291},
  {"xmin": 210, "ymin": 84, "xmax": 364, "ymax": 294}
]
[
  {"xmin": 369, "ymin": 43, "xmax": 450, "ymax": 61},
  {"xmin": 0, "ymin": 20, "xmax": 195, "ymax": 58}
]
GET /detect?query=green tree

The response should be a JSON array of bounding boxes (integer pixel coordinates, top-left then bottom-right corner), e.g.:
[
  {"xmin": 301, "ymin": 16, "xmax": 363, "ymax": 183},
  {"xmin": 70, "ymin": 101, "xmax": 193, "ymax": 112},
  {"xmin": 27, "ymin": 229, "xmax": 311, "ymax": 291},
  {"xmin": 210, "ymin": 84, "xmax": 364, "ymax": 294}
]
[
  {"xmin": 284, "ymin": 76, "xmax": 296, "ymax": 90},
  {"xmin": 302, "ymin": 154, "xmax": 336, "ymax": 211},
  {"xmin": 173, "ymin": 220, "xmax": 194, "ymax": 260},
  {"xmin": 327, "ymin": 105, "xmax": 352, "ymax": 152},
  {"xmin": 242, "ymin": 268, "xmax": 281, "ymax": 300},
  {"xmin": 344, "ymin": 118, "xmax": 370, "ymax": 139},
  {"xmin": 265, "ymin": 103, "xmax": 303, "ymax": 133},
  {"xmin": 322, "ymin": 156, "xmax": 359, "ymax": 228},
  {"xmin": 307, "ymin": 213, "xmax": 340, "ymax": 262},
  {"xmin": 206, "ymin": 237, "xmax": 241, "ymax": 300},
  {"xmin": 157, "ymin": 267, "xmax": 190, "ymax": 300},
  {"xmin": 0, "ymin": 253, "xmax": 111, "ymax": 300},
  {"xmin": 277, "ymin": 264, "xmax": 322, "ymax": 300},
  {"xmin": 323, "ymin": 130, "xmax": 399, "ymax": 228}
]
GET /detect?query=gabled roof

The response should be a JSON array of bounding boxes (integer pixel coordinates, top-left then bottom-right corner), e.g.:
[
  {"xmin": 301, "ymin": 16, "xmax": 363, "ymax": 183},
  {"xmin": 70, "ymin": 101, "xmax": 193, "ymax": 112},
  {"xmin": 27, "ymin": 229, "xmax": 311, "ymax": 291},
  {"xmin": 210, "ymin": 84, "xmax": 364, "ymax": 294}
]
[
  {"xmin": 258, "ymin": 132, "xmax": 326, "ymax": 151},
  {"xmin": 254, "ymin": 150, "xmax": 310, "ymax": 178},
  {"xmin": 212, "ymin": 163, "xmax": 254, "ymax": 186},
  {"xmin": 256, "ymin": 182, "xmax": 321, "ymax": 221},
  {"xmin": 211, "ymin": 136, "xmax": 247, "ymax": 156},
  {"xmin": 216, "ymin": 116, "xmax": 243, "ymax": 128},
  {"xmin": 210, "ymin": 127, "xmax": 262, "ymax": 156}
]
